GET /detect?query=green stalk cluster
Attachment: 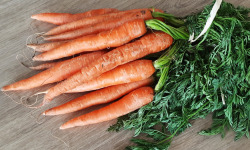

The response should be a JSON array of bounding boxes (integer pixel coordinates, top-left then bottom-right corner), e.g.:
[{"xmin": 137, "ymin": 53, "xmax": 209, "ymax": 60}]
[{"xmin": 109, "ymin": 1, "xmax": 250, "ymax": 149}]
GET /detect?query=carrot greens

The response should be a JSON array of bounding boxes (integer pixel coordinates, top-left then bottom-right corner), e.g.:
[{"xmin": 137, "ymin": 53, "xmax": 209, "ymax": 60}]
[{"xmin": 109, "ymin": 1, "xmax": 250, "ymax": 149}]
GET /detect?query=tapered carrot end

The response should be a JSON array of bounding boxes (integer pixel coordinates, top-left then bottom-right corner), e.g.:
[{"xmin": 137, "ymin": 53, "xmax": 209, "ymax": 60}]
[
  {"xmin": 33, "ymin": 55, "xmax": 43, "ymax": 61},
  {"xmin": 1, "ymin": 82, "xmax": 29, "ymax": 91},
  {"xmin": 27, "ymin": 44, "xmax": 37, "ymax": 50},
  {"xmin": 43, "ymin": 36, "xmax": 56, "ymax": 41},
  {"xmin": 60, "ymin": 122, "xmax": 75, "ymax": 130},
  {"xmin": 31, "ymin": 14, "xmax": 39, "ymax": 20},
  {"xmin": 43, "ymin": 32, "xmax": 51, "ymax": 36},
  {"xmin": 31, "ymin": 14, "xmax": 43, "ymax": 20},
  {"xmin": 29, "ymin": 66, "xmax": 37, "ymax": 70},
  {"xmin": 59, "ymin": 124, "xmax": 68, "ymax": 130},
  {"xmin": 29, "ymin": 66, "xmax": 44, "ymax": 70},
  {"xmin": 42, "ymin": 109, "xmax": 53, "ymax": 116},
  {"xmin": 1, "ymin": 85, "xmax": 13, "ymax": 91},
  {"xmin": 1, "ymin": 86, "xmax": 8, "ymax": 91}
]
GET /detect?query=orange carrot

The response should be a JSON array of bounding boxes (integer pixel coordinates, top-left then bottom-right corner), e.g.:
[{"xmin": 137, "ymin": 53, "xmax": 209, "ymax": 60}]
[
  {"xmin": 33, "ymin": 19, "xmax": 147, "ymax": 61},
  {"xmin": 45, "ymin": 9, "xmax": 151, "ymax": 36},
  {"xmin": 44, "ymin": 10, "xmax": 153, "ymax": 41},
  {"xmin": 27, "ymin": 41, "xmax": 68, "ymax": 52},
  {"xmin": 60, "ymin": 86, "xmax": 154, "ymax": 129},
  {"xmin": 44, "ymin": 77, "xmax": 153, "ymax": 116},
  {"xmin": 31, "ymin": 8, "xmax": 119, "ymax": 25},
  {"xmin": 1, "ymin": 51, "xmax": 105, "ymax": 91},
  {"xmin": 30, "ymin": 62, "xmax": 57, "ymax": 70},
  {"xmin": 67, "ymin": 60, "xmax": 155, "ymax": 93},
  {"xmin": 42, "ymin": 31, "xmax": 172, "ymax": 106}
]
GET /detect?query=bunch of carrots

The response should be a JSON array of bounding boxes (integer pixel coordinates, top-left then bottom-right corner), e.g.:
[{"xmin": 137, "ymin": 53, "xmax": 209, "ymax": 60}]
[{"xmin": 2, "ymin": 8, "xmax": 186, "ymax": 129}]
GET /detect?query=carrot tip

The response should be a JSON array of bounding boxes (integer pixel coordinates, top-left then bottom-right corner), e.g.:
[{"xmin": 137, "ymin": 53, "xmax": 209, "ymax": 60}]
[
  {"xmin": 29, "ymin": 66, "xmax": 35, "ymax": 70},
  {"xmin": 31, "ymin": 15, "xmax": 38, "ymax": 20},
  {"xmin": 43, "ymin": 32, "xmax": 49, "ymax": 36},
  {"xmin": 32, "ymin": 55, "xmax": 42, "ymax": 61},
  {"xmin": 26, "ymin": 44, "xmax": 36, "ymax": 49},
  {"xmin": 59, "ymin": 125, "xmax": 65, "ymax": 130},
  {"xmin": 1, "ymin": 87, "xmax": 7, "ymax": 91},
  {"xmin": 29, "ymin": 66, "xmax": 42, "ymax": 70},
  {"xmin": 60, "ymin": 124, "xmax": 72, "ymax": 129},
  {"xmin": 1, "ymin": 85, "xmax": 12, "ymax": 91}
]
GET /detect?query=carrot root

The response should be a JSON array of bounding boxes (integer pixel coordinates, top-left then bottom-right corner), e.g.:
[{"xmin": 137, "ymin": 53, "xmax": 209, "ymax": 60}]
[
  {"xmin": 31, "ymin": 8, "xmax": 119, "ymax": 25},
  {"xmin": 43, "ymin": 10, "xmax": 153, "ymax": 41},
  {"xmin": 67, "ymin": 59, "xmax": 155, "ymax": 93},
  {"xmin": 43, "ymin": 77, "xmax": 154, "ymax": 116},
  {"xmin": 44, "ymin": 8, "xmax": 151, "ymax": 36},
  {"xmin": 60, "ymin": 86, "xmax": 154, "ymax": 129},
  {"xmin": 29, "ymin": 62, "xmax": 57, "ymax": 70},
  {"xmin": 33, "ymin": 19, "xmax": 147, "ymax": 61},
  {"xmin": 27, "ymin": 41, "xmax": 68, "ymax": 52},
  {"xmin": 2, "ymin": 51, "xmax": 105, "ymax": 91},
  {"xmin": 42, "ymin": 31, "xmax": 173, "ymax": 106}
]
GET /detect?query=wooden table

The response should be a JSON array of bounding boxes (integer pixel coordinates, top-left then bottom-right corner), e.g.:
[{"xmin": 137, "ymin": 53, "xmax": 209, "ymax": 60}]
[{"xmin": 0, "ymin": 0, "xmax": 249, "ymax": 149}]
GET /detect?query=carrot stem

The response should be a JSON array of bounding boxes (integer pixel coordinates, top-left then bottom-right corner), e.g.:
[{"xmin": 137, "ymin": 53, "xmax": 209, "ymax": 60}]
[
  {"xmin": 151, "ymin": 12, "xmax": 185, "ymax": 27},
  {"xmin": 145, "ymin": 19, "xmax": 189, "ymax": 40}
]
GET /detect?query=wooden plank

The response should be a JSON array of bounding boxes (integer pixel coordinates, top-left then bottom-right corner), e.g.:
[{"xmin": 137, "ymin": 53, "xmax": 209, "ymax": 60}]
[{"xmin": 0, "ymin": 0, "xmax": 249, "ymax": 149}]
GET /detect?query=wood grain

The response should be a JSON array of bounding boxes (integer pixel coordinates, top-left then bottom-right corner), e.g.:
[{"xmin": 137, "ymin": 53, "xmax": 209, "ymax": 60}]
[{"xmin": 0, "ymin": 0, "xmax": 249, "ymax": 150}]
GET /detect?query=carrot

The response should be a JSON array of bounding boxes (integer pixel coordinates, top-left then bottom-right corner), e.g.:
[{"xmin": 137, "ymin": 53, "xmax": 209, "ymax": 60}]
[
  {"xmin": 67, "ymin": 60, "xmax": 155, "ymax": 93},
  {"xmin": 45, "ymin": 9, "xmax": 151, "ymax": 36},
  {"xmin": 44, "ymin": 10, "xmax": 153, "ymax": 41},
  {"xmin": 60, "ymin": 86, "xmax": 154, "ymax": 129},
  {"xmin": 1, "ymin": 51, "xmax": 105, "ymax": 91},
  {"xmin": 27, "ymin": 41, "xmax": 68, "ymax": 52},
  {"xmin": 44, "ymin": 77, "xmax": 153, "ymax": 116},
  {"xmin": 30, "ymin": 62, "xmax": 57, "ymax": 70},
  {"xmin": 31, "ymin": 8, "xmax": 119, "ymax": 25},
  {"xmin": 31, "ymin": 59, "xmax": 154, "ymax": 92},
  {"xmin": 33, "ymin": 19, "xmax": 147, "ymax": 61},
  {"xmin": 42, "ymin": 31, "xmax": 172, "ymax": 106}
]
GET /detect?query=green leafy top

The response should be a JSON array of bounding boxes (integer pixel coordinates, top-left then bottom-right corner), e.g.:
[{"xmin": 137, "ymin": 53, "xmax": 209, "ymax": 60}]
[{"xmin": 109, "ymin": 1, "xmax": 250, "ymax": 150}]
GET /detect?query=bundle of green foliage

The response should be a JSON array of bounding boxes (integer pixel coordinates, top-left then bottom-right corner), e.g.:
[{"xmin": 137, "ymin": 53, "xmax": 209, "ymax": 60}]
[{"xmin": 109, "ymin": 1, "xmax": 250, "ymax": 149}]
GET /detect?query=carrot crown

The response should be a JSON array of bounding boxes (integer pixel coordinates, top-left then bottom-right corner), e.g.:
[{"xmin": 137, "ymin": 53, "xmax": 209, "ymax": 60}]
[{"xmin": 146, "ymin": 19, "xmax": 189, "ymax": 40}]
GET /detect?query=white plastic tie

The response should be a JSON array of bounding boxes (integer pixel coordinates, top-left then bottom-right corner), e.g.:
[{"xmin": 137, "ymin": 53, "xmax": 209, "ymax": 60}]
[{"xmin": 189, "ymin": 0, "xmax": 222, "ymax": 43}]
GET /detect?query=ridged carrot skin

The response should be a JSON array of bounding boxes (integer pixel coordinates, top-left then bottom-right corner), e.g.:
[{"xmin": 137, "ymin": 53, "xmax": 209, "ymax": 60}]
[
  {"xmin": 33, "ymin": 19, "xmax": 147, "ymax": 61},
  {"xmin": 27, "ymin": 41, "xmax": 68, "ymax": 52},
  {"xmin": 42, "ymin": 31, "xmax": 173, "ymax": 106},
  {"xmin": 60, "ymin": 86, "xmax": 154, "ymax": 129},
  {"xmin": 30, "ymin": 62, "xmax": 57, "ymax": 70},
  {"xmin": 31, "ymin": 8, "xmax": 119, "ymax": 25},
  {"xmin": 44, "ymin": 77, "xmax": 154, "ymax": 116},
  {"xmin": 45, "ymin": 8, "xmax": 151, "ymax": 36},
  {"xmin": 67, "ymin": 60, "xmax": 155, "ymax": 93},
  {"xmin": 1, "ymin": 51, "xmax": 105, "ymax": 91},
  {"xmin": 44, "ymin": 10, "xmax": 153, "ymax": 41}
]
